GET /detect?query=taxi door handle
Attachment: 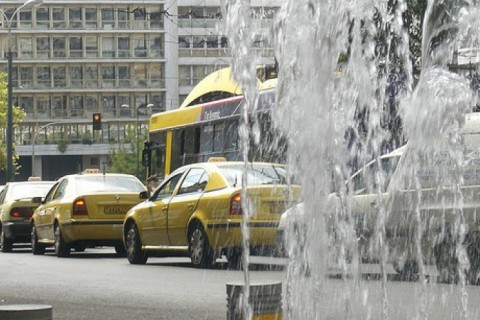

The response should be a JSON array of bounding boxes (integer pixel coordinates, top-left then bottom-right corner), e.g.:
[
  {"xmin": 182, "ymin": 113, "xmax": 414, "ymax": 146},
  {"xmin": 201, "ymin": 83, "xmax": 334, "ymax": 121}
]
[{"xmin": 188, "ymin": 203, "xmax": 195, "ymax": 210}]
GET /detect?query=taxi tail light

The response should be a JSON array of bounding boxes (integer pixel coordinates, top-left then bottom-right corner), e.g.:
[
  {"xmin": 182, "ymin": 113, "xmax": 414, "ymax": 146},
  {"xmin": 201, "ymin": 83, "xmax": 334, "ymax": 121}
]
[
  {"xmin": 10, "ymin": 208, "xmax": 33, "ymax": 218},
  {"xmin": 229, "ymin": 193, "xmax": 242, "ymax": 215},
  {"xmin": 73, "ymin": 199, "xmax": 88, "ymax": 216}
]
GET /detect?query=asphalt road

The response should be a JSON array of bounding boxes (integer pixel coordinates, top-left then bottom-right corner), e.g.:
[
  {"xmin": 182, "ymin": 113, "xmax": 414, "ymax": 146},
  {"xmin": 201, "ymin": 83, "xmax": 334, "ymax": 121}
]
[{"xmin": 2, "ymin": 246, "xmax": 480, "ymax": 319}]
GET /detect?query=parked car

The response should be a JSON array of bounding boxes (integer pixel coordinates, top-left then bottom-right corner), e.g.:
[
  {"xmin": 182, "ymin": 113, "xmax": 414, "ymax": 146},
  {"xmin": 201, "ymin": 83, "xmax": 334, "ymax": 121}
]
[
  {"xmin": 123, "ymin": 160, "xmax": 301, "ymax": 268},
  {"xmin": 276, "ymin": 146, "xmax": 403, "ymax": 261},
  {"xmin": 278, "ymin": 112, "xmax": 480, "ymax": 283},
  {"xmin": 30, "ymin": 172, "xmax": 148, "ymax": 257},
  {"xmin": 0, "ymin": 180, "xmax": 55, "ymax": 252}
]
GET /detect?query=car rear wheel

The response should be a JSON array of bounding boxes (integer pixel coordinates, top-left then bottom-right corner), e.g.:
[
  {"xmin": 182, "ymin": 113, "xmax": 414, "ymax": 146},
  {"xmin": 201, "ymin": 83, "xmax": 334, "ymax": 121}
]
[
  {"xmin": 126, "ymin": 223, "xmax": 147, "ymax": 264},
  {"xmin": 392, "ymin": 260, "xmax": 419, "ymax": 280},
  {"xmin": 31, "ymin": 224, "xmax": 45, "ymax": 255},
  {"xmin": 54, "ymin": 224, "xmax": 70, "ymax": 257},
  {"xmin": 189, "ymin": 223, "xmax": 215, "ymax": 268},
  {"xmin": 0, "ymin": 228, "xmax": 13, "ymax": 253}
]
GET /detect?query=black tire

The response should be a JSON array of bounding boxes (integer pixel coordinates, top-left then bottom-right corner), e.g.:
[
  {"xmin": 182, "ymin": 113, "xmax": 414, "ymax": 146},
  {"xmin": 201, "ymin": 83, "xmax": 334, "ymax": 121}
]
[
  {"xmin": 225, "ymin": 248, "xmax": 242, "ymax": 270},
  {"xmin": 188, "ymin": 222, "xmax": 215, "ymax": 268},
  {"xmin": 54, "ymin": 224, "xmax": 70, "ymax": 257},
  {"xmin": 125, "ymin": 223, "xmax": 147, "ymax": 264},
  {"xmin": 31, "ymin": 224, "xmax": 45, "ymax": 255},
  {"xmin": 434, "ymin": 242, "xmax": 458, "ymax": 283},
  {"xmin": 115, "ymin": 243, "xmax": 126, "ymax": 257},
  {"xmin": 73, "ymin": 244, "xmax": 86, "ymax": 252},
  {"xmin": 392, "ymin": 260, "xmax": 419, "ymax": 280},
  {"xmin": 0, "ymin": 227, "xmax": 13, "ymax": 253}
]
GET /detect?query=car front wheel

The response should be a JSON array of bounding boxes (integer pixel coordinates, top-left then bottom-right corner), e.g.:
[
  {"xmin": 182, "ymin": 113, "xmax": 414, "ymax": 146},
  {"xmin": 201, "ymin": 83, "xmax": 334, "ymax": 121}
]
[
  {"xmin": 31, "ymin": 224, "xmax": 45, "ymax": 255},
  {"xmin": 54, "ymin": 224, "xmax": 70, "ymax": 257},
  {"xmin": 189, "ymin": 223, "xmax": 215, "ymax": 268},
  {"xmin": 125, "ymin": 223, "xmax": 147, "ymax": 264}
]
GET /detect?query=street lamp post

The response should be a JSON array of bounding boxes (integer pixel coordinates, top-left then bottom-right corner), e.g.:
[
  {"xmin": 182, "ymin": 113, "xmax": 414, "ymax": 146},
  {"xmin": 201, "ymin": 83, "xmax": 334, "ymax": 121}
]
[
  {"xmin": 136, "ymin": 104, "xmax": 154, "ymax": 178},
  {"xmin": 31, "ymin": 122, "xmax": 54, "ymax": 178},
  {"xmin": 1, "ymin": 0, "xmax": 44, "ymax": 182}
]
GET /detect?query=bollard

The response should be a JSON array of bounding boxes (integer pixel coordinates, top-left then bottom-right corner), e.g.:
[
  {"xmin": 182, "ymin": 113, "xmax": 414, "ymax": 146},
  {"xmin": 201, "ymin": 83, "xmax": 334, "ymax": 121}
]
[
  {"xmin": 0, "ymin": 304, "xmax": 52, "ymax": 320},
  {"xmin": 226, "ymin": 281, "xmax": 282, "ymax": 320}
]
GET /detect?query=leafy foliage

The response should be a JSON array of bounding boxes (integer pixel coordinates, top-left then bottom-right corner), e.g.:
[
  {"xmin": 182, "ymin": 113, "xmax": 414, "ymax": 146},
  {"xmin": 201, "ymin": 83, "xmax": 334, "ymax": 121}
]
[
  {"xmin": 108, "ymin": 126, "xmax": 146, "ymax": 181},
  {"xmin": 0, "ymin": 73, "xmax": 27, "ymax": 173}
]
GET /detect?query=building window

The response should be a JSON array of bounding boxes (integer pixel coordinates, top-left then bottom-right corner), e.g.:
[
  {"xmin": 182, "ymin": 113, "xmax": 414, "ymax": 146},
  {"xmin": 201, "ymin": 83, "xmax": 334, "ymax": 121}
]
[
  {"xmin": 36, "ymin": 66, "xmax": 50, "ymax": 88},
  {"xmin": 69, "ymin": 36, "xmax": 83, "ymax": 58},
  {"xmin": 70, "ymin": 95, "xmax": 84, "ymax": 118},
  {"xmin": 69, "ymin": 8, "xmax": 82, "ymax": 29},
  {"xmin": 102, "ymin": 66, "xmax": 115, "ymax": 88},
  {"xmin": 19, "ymin": 38, "xmax": 33, "ymax": 58},
  {"xmin": 102, "ymin": 37, "xmax": 115, "ymax": 58},
  {"xmin": 85, "ymin": 36, "xmax": 98, "ymax": 57},
  {"xmin": 37, "ymin": 96, "xmax": 51, "ymax": 118},
  {"xmin": 85, "ymin": 66, "xmax": 98, "ymax": 88},
  {"xmin": 53, "ymin": 37, "xmax": 66, "ymax": 58},
  {"xmin": 36, "ymin": 37, "xmax": 50, "ymax": 58},
  {"xmin": 102, "ymin": 95, "xmax": 116, "ymax": 118},
  {"xmin": 52, "ymin": 8, "xmax": 66, "ymax": 29},
  {"xmin": 206, "ymin": 35, "xmax": 218, "ymax": 48},
  {"xmin": 70, "ymin": 66, "xmax": 83, "ymax": 87},
  {"xmin": 19, "ymin": 96, "xmax": 34, "ymax": 117},
  {"xmin": 178, "ymin": 36, "xmax": 190, "ymax": 48},
  {"xmin": 193, "ymin": 36, "xmax": 204, "ymax": 49},
  {"xmin": 20, "ymin": 67, "xmax": 33, "ymax": 88},
  {"xmin": 149, "ymin": 36, "xmax": 163, "ymax": 58},
  {"xmin": 118, "ymin": 37, "xmax": 130, "ymax": 57},
  {"xmin": 117, "ymin": 9, "xmax": 129, "ymax": 28},
  {"xmin": 85, "ymin": 8, "xmax": 98, "ymax": 29},
  {"xmin": 19, "ymin": 10, "xmax": 33, "ymax": 28},
  {"xmin": 150, "ymin": 9, "xmax": 164, "ymax": 29},
  {"xmin": 53, "ymin": 67, "xmax": 66, "ymax": 88},
  {"xmin": 36, "ymin": 8, "xmax": 49, "ymax": 29},
  {"xmin": 133, "ymin": 8, "xmax": 146, "ymax": 29},
  {"xmin": 178, "ymin": 66, "xmax": 191, "ymax": 86},
  {"xmin": 134, "ymin": 64, "xmax": 147, "ymax": 87},
  {"xmin": 133, "ymin": 36, "xmax": 147, "ymax": 57},
  {"xmin": 101, "ymin": 9, "xmax": 114, "ymax": 29},
  {"xmin": 150, "ymin": 65, "xmax": 163, "ymax": 87},
  {"xmin": 118, "ymin": 66, "xmax": 130, "ymax": 87},
  {"xmin": 85, "ymin": 95, "xmax": 98, "ymax": 113},
  {"xmin": 53, "ymin": 95, "xmax": 67, "ymax": 118}
]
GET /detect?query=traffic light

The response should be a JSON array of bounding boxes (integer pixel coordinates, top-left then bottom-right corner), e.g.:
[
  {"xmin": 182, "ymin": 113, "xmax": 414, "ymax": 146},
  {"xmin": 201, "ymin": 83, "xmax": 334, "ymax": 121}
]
[{"xmin": 92, "ymin": 113, "xmax": 102, "ymax": 130}]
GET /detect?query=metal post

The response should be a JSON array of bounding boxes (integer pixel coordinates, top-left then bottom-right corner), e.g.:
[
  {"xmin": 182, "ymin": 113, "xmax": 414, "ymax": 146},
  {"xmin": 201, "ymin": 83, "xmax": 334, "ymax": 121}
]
[
  {"xmin": 136, "ymin": 107, "xmax": 140, "ymax": 178},
  {"xmin": 6, "ymin": 50, "xmax": 13, "ymax": 182},
  {"xmin": 31, "ymin": 123, "xmax": 54, "ymax": 177},
  {"xmin": 2, "ymin": 0, "xmax": 44, "ymax": 182}
]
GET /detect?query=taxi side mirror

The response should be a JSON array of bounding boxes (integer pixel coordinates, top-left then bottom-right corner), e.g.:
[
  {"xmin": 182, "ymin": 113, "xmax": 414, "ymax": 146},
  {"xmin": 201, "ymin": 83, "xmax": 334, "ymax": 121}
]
[
  {"xmin": 32, "ymin": 197, "xmax": 43, "ymax": 204},
  {"xmin": 139, "ymin": 191, "xmax": 149, "ymax": 200}
]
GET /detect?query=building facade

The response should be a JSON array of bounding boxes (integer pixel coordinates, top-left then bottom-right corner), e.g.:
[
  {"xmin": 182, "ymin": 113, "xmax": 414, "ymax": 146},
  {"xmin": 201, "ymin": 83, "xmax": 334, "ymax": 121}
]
[{"xmin": 0, "ymin": 0, "xmax": 278, "ymax": 183}]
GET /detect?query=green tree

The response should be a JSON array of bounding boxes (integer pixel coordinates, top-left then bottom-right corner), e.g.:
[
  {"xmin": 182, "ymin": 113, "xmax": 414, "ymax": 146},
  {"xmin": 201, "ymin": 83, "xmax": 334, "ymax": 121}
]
[
  {"xmin": 108, "ymin": 126, "xmax": 146, "ymax": 181},
  {"xmin": 0, "ymin": 73, "xmax": 27, "ymax": 174}
]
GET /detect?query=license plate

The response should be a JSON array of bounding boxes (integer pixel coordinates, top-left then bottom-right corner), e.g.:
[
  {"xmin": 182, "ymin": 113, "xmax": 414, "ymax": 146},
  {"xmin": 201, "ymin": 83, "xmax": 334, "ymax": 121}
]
[{"xmin": 104, "ymin": 206, "xmax": 130, "ymax": 214}]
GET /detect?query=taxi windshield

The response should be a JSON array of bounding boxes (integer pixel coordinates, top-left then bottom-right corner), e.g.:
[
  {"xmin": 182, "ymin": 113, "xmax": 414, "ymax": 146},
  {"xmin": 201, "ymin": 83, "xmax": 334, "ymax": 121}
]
[
  {"xmin": 75, "ymin": 176, "xmax": 145, "ymax": 193},
  {"xmin": 9, "ymin": 183, "xmax": 53, "ymax": 200},
  {"xmin": 218, "ymin": 164, "xmax": 294, "ymax": 187}
]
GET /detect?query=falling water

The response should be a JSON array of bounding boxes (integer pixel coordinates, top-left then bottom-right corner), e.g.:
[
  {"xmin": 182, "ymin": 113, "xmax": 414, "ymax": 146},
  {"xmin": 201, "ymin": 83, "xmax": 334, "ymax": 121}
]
[{"xmin": 224, "ymin": 0, "xmax": 480, "ymax": 319}]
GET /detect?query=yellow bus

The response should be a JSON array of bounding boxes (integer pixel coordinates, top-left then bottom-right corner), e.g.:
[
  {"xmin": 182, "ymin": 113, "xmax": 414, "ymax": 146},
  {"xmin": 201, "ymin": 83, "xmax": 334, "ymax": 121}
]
[{"xmin": 142, "ymin": 67, "xmax": 284, "ymax": 187}]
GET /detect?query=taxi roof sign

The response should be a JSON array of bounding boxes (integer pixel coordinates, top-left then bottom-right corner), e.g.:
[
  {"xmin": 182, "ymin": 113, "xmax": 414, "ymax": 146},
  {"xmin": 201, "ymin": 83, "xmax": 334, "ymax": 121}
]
[
  {"xmin": 82, "ymin": 168, "xmax": 100, "ymax": 174},
  {"xmin": 28, "ymin": 176, "xmax": 42, "ymax": 181},
  {"xmin": 208, "ymin": 157, "xmax": 226, "ymax": 162}
]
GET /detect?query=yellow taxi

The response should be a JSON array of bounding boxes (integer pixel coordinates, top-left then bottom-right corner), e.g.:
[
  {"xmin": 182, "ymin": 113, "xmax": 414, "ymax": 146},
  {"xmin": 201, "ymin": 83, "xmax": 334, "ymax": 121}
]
[
  {"xmin": 0, "ymin": 181, "xmax": 55, "ymax": 252},
  {"xmin": 123, "ymin": 161, "xmax": 301, "ymax": 268},
  {"xmin": 31, "ymin": 172, "xmax": 147, "ymax": 257}
]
